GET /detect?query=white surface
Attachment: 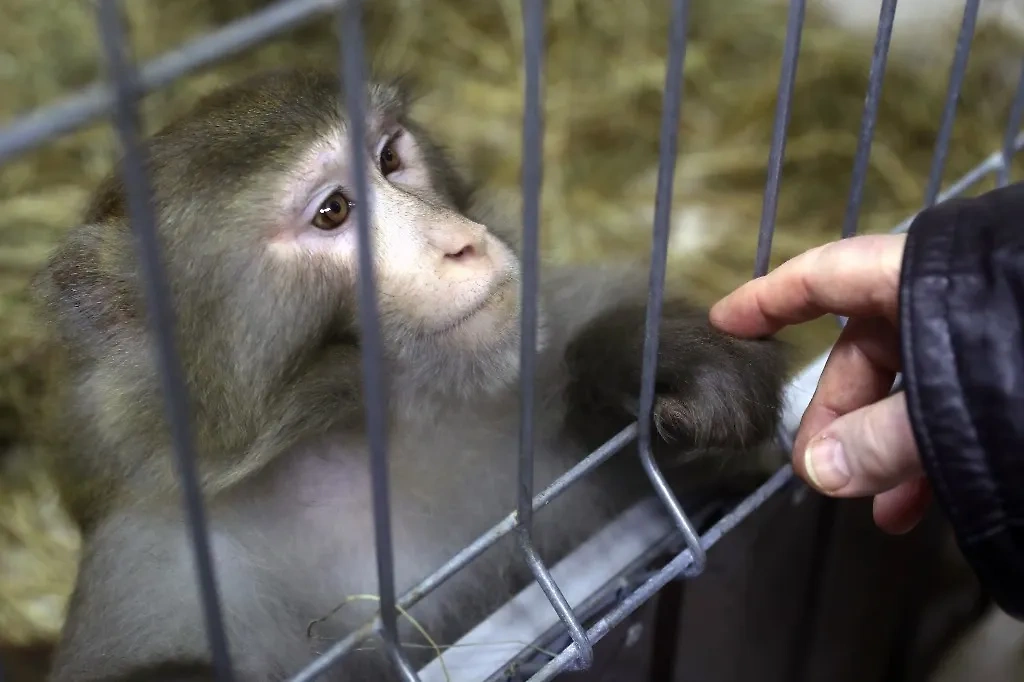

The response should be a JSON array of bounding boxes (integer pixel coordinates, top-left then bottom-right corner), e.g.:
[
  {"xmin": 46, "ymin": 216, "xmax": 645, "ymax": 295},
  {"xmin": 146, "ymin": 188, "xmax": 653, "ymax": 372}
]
[
  {"xmin": 416, "ymin": 498, "xmax": 674, "ymax": 682},
  {"xmin": 768, "ymin": 0, "xmax": 1024, "ymax": 39}
]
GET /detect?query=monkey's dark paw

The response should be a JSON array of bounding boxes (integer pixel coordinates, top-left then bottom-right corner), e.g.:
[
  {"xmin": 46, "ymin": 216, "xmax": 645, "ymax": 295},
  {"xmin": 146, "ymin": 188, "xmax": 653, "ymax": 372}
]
[{"xmin": 651, "ymin": 387, "xmax": 781, "ymax": 453}]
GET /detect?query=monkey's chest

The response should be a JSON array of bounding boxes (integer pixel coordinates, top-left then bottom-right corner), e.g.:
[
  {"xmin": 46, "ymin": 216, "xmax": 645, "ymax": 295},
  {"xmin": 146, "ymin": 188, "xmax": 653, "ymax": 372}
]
[{"xmin": 251, "ymin": 421, "xmax": 587, "ymax": 606}]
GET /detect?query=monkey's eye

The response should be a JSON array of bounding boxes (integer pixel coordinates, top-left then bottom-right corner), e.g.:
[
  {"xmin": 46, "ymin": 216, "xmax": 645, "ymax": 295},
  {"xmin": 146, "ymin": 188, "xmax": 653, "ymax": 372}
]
[
  {"xmin": 312, "ymin": 191, "xmax": 352, "ymax": 230},
  {"xmin": 379, "ymin": 141, "xmax": 401, "ymax": 176}
]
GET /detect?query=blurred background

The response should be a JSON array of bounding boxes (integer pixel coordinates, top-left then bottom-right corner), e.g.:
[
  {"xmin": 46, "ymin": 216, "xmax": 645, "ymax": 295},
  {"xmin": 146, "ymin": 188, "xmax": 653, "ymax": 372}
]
[{"xmin": 2, "ymin": 0, "xmax": 1024, "ymax": 679}]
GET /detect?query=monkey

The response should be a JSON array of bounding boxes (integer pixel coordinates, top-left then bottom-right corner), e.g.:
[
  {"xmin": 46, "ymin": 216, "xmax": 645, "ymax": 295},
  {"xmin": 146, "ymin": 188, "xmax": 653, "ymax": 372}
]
[{"xmin": 31, "ymin": 67, "xmax": 789, "ymax": 682}]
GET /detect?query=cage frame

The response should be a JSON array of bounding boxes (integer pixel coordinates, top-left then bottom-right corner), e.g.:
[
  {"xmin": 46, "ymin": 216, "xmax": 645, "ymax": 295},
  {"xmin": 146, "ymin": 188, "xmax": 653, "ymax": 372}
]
[{"xmin": 0, "ymin": 0, "xmax": 1021, "ymax": 680}]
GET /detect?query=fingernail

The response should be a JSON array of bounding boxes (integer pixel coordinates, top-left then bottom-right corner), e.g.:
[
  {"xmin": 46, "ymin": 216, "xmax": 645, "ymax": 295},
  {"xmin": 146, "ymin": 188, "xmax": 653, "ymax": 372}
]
[{"xmin": 804, "ymin": 437, "xmax": 851, "ymax": 492}]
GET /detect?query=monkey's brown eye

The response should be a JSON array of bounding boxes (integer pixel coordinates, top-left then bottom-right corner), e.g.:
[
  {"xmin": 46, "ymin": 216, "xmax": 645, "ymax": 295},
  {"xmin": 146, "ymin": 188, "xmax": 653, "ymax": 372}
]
[
  {"xmin": 313, "ymin": 191, "xmax": 351, "ymax": 230},
  {"xmin": 379, "ymin": 142, "xmax": 401, "ymax": 176}
]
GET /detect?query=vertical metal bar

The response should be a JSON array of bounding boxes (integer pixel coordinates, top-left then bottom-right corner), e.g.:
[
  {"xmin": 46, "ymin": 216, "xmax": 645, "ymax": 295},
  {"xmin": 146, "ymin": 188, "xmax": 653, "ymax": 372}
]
[
  {"xmin": 517, "ymin": 0, "xmax": 543, "ymax": 539},
  {"xmin": 999, "ymin": 58, "xmax": 1024, "ymax": 187},
  {"xmin": 923, "ymin": 0, "xmax": 980, "ymax": 207},
  {"xmin": 837, "ymin": 0, "xmax": 896, "ymax": 327},
  {"xmin": 519, "ymin": 542, "xmax": 594, "ymax": 670},
  {"xmin": 335, "ymin": 2, "xmax": 418, "ymax": 680},
  {"xmin": 637, "ymin": 0, "xmax": 706, "ymax": 577},
  {"xmin": 93, "ymin": 2, "xmax": 234, "ymax": 680},
  {"xmin": 842, "ymin": 0, "xmax": 897, "ymax": 239},
  {"xmin": 754, "ymin": 0, "xmax": 807, "ymax": 278},
  {"xmin": 515, "ymin": 0, "xmax": 593, "ymax": 670}
]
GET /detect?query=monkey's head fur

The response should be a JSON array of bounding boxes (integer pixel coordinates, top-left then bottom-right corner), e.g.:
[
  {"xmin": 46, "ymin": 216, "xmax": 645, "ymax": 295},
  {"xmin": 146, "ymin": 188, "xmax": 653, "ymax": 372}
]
[{"xmin": 33, "ymin": 69, "xmax": 531, "ymax": 515}]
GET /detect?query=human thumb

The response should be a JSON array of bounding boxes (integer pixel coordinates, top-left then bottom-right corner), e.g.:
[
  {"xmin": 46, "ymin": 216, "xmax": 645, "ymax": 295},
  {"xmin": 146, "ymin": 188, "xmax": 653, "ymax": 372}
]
[{"xmin": 800, "ymin": 391, "xmax": 924, "ymax": 497}]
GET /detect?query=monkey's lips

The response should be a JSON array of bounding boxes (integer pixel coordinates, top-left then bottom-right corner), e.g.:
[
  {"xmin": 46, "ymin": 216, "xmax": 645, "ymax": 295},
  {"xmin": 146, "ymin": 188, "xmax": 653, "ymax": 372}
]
[{"xmin": 431, "ymin": 274, "xmax": 517, "ymax": 339}]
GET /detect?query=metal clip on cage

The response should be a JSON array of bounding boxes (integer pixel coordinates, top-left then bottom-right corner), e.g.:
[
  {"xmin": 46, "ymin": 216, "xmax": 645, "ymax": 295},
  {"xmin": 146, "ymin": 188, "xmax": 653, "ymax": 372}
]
[{"xmin": 0, "ymin": 0, "xmax": 1023, "ymax": 680}]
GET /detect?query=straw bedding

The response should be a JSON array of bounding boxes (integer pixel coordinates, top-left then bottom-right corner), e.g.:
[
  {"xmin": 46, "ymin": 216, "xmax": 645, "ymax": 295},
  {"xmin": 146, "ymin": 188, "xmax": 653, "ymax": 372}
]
[{"xmin": 1, "ymin": 0, "xmax": 1021, "ymax": 654}]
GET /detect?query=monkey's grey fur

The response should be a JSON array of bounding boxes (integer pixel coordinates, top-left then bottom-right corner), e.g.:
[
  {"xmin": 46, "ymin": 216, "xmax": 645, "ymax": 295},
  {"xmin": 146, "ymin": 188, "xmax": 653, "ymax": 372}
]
[{"xmin": 32, "ymin": 69, "xmax": 789, "ymax": 682}]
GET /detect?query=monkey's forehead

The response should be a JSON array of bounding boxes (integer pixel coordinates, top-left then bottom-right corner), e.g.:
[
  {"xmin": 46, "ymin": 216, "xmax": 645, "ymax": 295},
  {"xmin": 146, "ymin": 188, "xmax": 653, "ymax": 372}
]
[
  {"xmin": 166, "ymin": 69, "xmax": 406, "ymax": 140},
  {"xmin": 84, "ymin": 70, "xmax": 408, "ymax": 223}
]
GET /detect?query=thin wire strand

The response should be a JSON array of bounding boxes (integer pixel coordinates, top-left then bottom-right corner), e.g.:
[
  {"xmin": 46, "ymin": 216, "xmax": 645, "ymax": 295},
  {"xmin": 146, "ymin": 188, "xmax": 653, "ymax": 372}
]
[
  {"xmin": 923, "ymin": 0, "xmax": 981, "ymax": 207},
  {"xmin": 999, "ymin": 58, "xmax": 1024, "ymax": 188},
  {"xmin": 754, "ymin": 0, "xmax": 807, "ymax": 278},
  {"xmin": 335, "ymin": 2, "xmax": 418, "ymax": 680},
  {"xmin": 94, "ymin": 1, "xmax": 234, "ymax": 680}
]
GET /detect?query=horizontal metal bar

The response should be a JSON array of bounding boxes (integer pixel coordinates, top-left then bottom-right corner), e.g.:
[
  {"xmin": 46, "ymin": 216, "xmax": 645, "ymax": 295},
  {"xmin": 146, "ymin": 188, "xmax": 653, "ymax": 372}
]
[
  {"xmin": 527, "ymin": 464, "xmax": 798, "ymax": 682},
  {"xmin": 403, "ymin": 423, "xmax": 637, "ymax": 610},
  {"xmin": 419, "ymin": 498, "xmax": 678, "ymax": 682},
  {"xmin": 893, "ymin": 131, "xmax": 1024, "ymax": 234},
  {"xmin": 286, "ymin": 424, "xmax": 638, "ymax": 681},
  {"xmin": 0, "ymin": 0, "xmax": 337, "ymax": 163}
]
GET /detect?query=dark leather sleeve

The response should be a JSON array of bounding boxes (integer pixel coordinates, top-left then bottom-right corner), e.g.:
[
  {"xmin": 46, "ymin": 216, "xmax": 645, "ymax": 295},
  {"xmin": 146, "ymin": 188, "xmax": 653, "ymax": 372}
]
[{"xmin": 899, "ymin": 181, "xmax": 1024, "ymax": 621}]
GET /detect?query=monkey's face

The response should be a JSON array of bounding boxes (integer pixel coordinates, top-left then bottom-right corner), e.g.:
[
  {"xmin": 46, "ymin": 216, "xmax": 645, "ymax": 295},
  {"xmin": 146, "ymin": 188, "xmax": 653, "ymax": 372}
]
[
  {"xmin": 42, "ymin": 71, "xmax": 533, "ymax": 418},
  {"xmin": 264, "ymin": 118, "xmax": 524, "ymax": 375}
]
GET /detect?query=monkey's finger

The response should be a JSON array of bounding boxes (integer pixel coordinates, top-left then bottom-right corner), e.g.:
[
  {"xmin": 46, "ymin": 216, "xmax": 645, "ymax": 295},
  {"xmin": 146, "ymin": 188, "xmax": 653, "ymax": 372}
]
[
  {"xmin": 801, "ymin": 391, "xmax": 923, "ymax": 498},
  {"xmin": 872, "ymin": 477, "xmax": 933, "ymax": 535},
  {"xmin": 708, "ymin": 234, "xmax": 907, "ymax": 338},
  {"xmin": 791, "ymin": 316, "xmax": 901, "ymax": 460}
]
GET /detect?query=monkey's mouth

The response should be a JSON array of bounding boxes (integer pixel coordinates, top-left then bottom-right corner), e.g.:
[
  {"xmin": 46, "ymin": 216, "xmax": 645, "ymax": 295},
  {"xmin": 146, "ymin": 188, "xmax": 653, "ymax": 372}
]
[{"xmin": 429, "ymin": 273, "xmax": 516, "ymax": 338}]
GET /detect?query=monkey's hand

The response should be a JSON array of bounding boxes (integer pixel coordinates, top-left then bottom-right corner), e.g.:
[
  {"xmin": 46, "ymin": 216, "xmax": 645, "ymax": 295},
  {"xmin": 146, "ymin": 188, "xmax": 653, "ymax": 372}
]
[{"xmin": 564, "ymin": 299, "xmax": 788, "ymax": 456}]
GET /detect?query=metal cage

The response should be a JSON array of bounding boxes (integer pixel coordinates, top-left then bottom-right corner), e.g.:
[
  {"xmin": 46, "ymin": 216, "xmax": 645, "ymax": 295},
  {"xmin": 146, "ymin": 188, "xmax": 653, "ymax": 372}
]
[{"xmin": 0, "ymin": 0, "xmax": 1020, "ymax": 680}]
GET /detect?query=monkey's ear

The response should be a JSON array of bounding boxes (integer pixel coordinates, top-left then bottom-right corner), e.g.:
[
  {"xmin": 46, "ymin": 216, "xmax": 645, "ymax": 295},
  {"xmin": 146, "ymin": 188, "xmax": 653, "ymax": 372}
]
[{"xmin": 32, "ymin": 221, "xmax": 141, "ymax": 352}]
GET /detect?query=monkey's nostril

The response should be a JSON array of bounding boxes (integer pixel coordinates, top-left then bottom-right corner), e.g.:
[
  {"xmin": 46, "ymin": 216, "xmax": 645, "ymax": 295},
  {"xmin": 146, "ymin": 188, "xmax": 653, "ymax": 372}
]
[{"xmin": 448, "ymin": 244, "xmax": 475, "ymax": 260}]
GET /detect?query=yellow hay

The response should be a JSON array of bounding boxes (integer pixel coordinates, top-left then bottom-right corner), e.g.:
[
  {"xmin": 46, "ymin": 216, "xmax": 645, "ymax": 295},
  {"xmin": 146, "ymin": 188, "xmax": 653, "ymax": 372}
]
[{"xmin": 0, "ymin": 0, "xmax": 1021, "ymax": 648}]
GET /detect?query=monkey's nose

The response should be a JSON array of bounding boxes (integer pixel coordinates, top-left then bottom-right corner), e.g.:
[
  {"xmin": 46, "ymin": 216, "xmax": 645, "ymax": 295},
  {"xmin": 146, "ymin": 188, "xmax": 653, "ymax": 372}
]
[
  {"xmin": 432, "ymin": 222, "xmax": 489, "ymax": 263},
  {"xmin": 446, "ymin": 243, "xmax": 477, "ymax": 260}
]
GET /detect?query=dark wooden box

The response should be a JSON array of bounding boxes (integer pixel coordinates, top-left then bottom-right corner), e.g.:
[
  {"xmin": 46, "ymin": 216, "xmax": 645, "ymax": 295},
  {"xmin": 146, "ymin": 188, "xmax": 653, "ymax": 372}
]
[{"xmin": 565, "ymin": 484, "xmax": 987, "ymax": 682}]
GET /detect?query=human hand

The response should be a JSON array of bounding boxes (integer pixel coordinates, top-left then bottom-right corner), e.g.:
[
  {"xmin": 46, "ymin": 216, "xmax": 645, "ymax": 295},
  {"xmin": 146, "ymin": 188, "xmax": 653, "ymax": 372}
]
[{"xmin": 708, "ymin": 234, "xmax": 931, "ymax": 534}]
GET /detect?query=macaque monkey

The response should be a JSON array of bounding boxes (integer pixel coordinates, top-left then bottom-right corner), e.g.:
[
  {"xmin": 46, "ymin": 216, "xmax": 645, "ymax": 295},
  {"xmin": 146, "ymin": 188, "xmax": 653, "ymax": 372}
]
[{"xmin": 33, "ymin": 68, "xmax": 788, "ymax": 682}]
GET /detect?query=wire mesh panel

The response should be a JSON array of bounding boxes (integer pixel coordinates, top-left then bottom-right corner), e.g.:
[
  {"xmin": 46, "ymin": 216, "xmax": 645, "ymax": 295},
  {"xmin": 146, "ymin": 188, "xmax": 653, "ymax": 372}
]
[{"xmin": 0, "ymin": 0, "xmax": 1023, "ymax": 680}]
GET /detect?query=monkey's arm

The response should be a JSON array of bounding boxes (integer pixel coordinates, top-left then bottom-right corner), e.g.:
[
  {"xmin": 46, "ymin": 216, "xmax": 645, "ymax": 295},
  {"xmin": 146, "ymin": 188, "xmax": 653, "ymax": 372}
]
[{"xmin": 562, "ymin": 295, "xmax": 789, "ymax": 459}]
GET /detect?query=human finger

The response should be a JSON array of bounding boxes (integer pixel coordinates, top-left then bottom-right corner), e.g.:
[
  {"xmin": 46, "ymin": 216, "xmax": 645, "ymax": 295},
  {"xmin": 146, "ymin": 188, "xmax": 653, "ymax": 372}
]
[
  {"xmin": 790, "ymin": 315, "xmax": 902, "ymax": 461},
  {"xmin": 709, "ymin": 233, "xmax": 907, "ymax": 338},
  {"xmin": 801, "ymin": 391, "xmax": 923, "ymax": 497},
  {"xmin": 872, "ymin": 477, "xmax": 933, "ymax": 535}
]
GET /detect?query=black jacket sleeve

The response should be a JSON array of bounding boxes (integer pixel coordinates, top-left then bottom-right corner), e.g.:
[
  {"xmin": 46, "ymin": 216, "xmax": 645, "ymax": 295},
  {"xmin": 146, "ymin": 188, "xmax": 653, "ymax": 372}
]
[{"xmin": 900, "ymin": 181, "xmax": 1024, "ymax": 621}]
